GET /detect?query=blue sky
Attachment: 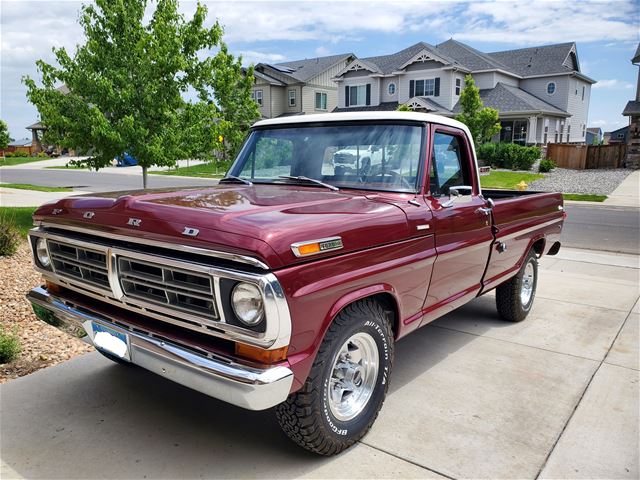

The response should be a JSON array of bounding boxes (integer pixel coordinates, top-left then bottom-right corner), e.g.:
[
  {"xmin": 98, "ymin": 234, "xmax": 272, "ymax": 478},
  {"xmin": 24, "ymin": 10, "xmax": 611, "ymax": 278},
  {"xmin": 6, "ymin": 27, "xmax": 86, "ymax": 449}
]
[{"xmin": 1, "ymin": 0, "xmax": 638, "ymax": 140}]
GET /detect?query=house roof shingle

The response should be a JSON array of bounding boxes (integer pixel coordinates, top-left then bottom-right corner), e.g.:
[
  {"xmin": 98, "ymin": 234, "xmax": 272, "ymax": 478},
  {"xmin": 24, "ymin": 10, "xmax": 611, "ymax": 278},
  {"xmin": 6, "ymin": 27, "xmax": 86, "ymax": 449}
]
[
  {"xmin": 271, "ymin": 53, "xmax": 354, "ymax": 82},
  {"xmin": 359, "ymin": 42, "xmax": 465, "ymax": 74},
  {"xmin": 487, "ymin": 42, "xmax": 579, "ymax": 77},
  {"xmin": 452, "ymin": 83, "xmax": 569, "ymax": 116},
  {"xmin": 435, "ymin": 39, "xmax": 514, "ymax": 73},
  {"xmin": 622, "ymin": 100, "xmax": 640, "ymax": 116},
  {"xmin": 632, "ymin": 43, "xmax": 640, "ymax": 64}
]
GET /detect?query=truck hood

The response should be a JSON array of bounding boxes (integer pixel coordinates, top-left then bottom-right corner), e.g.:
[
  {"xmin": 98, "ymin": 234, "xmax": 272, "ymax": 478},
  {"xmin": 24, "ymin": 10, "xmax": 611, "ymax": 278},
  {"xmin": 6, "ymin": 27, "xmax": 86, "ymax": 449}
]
[{"xmin": 34, "ymin": 185, "xmax": 411, "ymax": 269}]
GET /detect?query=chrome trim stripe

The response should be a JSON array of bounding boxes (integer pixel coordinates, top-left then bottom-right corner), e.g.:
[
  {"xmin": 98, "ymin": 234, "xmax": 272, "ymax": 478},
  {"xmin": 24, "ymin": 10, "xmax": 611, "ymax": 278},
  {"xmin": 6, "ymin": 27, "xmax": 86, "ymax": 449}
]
[
  {"xmin": 37, "ymin": 222, "xmax": 270, "ymax": 270},
  {"xmin": 27, "ymin": 286, "xmax": 294, "ymax": 411},
  {"xmin": 29, "ymin": 227, "xmax": 292, "ymax": 350}
]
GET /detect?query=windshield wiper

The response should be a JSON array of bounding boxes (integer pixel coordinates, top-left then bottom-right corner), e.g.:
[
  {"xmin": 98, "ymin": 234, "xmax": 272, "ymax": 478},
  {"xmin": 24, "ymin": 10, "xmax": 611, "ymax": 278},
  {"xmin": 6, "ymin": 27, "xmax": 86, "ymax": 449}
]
[
  {"xmin": 278, "ymin": 175, "xmax": 339, "ymax": 191},
  {"xmin": 219, "ymin": 175, "xmax": 253, "ymax": 186}
]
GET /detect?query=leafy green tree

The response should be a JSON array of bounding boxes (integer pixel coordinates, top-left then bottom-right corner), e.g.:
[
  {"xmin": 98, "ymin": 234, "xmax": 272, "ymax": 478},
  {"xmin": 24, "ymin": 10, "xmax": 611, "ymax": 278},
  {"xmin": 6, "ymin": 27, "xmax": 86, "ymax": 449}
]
[
  {"xmin": 24, "ymin": 0, "xmax": 259, "ymax": 188},
  {"xmin": 0, "ymin": 120, "xmax": 11, "ymax": 150},
  {"xmin": 455, "ymin": 75, "xmax": 501, "ymax": 147}
]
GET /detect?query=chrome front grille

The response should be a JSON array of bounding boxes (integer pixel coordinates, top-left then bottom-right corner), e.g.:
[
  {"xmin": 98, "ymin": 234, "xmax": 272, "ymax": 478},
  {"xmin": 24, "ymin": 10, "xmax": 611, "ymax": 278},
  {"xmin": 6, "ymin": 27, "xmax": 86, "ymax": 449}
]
[
  {"xmin": 48, "ymin": 240, "xmax": 110, "ymax": 288},
  {"xmin": 117, "ymin": 256, "xmax": 218, "ymax": 319}
]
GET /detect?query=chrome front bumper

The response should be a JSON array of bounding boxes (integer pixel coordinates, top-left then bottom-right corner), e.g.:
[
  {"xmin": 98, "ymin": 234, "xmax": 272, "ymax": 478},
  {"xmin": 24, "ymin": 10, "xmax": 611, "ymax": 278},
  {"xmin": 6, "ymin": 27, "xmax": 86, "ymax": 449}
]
[{"xmin": 26, "ymin": 286, "xmax": 294, "ymax": 411}]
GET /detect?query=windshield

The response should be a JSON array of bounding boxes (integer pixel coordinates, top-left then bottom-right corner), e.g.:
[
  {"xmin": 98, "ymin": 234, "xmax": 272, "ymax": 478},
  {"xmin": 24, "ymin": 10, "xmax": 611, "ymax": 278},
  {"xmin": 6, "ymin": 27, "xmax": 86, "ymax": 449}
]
[{"xmin": 228, "ymin": 123, "xmax": 425, "ymax": 193}]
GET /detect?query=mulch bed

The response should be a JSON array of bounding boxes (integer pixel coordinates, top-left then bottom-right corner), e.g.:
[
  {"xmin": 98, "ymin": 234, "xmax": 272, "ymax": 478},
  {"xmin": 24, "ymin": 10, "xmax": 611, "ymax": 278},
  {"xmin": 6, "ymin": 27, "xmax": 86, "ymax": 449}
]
[{"xmin": 0, "ymin": 242, "xmax": 92, "ymax": 383}]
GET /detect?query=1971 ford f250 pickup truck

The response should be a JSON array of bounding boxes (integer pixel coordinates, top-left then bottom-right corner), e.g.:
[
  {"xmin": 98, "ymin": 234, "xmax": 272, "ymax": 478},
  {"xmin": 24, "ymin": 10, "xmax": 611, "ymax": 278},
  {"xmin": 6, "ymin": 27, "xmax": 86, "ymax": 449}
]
[{"xmin": 27, "ymin": 112, "xmax": 564, "ymax": 455}]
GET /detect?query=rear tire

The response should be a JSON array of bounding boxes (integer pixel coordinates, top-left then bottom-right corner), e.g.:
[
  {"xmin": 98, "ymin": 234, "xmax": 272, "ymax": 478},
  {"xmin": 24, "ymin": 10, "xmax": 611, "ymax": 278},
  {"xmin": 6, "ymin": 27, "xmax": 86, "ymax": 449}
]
[
  {"xmin": 275, "ymin": 299, "xmax": 394, "ymax": 455},
  {"xmin": 496, "ymin": 249, "xmax": 538, "ymax": 322}
]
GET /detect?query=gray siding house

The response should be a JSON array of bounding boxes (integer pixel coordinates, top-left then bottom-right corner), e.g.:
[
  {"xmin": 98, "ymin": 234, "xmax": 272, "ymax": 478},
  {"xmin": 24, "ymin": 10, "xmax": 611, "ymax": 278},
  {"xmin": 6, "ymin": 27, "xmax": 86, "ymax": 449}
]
[
  {"xmin": 333, "ymin": 40, "xmax": 595, "ymax": 145},
  {"xmin": 250, "ymin": 54, "xmax": 355, "ymax": 118}
]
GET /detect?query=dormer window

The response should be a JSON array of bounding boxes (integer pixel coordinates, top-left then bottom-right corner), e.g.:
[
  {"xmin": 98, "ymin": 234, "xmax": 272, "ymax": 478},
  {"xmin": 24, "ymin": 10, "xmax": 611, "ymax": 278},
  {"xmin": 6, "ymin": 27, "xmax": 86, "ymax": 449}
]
[{"xmin": 547, "ymin": 82, "xmax": 556, "ymax": 95}]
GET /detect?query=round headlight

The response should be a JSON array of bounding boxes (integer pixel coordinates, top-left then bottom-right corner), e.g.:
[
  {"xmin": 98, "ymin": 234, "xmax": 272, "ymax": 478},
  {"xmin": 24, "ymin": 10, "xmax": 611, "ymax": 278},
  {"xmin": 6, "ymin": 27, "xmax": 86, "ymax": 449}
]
[
  {"xmin": 36, "ymin": 237, "xmax": 51, "ymax": 268},
  {"xmin": 231, "ymin": 282, "xmax": 264, "ymax": 326}
]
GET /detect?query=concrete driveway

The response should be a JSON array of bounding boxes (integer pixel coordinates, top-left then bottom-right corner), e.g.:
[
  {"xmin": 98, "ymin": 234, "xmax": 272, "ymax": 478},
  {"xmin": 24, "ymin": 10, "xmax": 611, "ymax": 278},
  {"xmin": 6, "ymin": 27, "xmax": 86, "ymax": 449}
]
[{"xmin": 1, "ymin": 247, "xmax": 638, "ymax": 479}]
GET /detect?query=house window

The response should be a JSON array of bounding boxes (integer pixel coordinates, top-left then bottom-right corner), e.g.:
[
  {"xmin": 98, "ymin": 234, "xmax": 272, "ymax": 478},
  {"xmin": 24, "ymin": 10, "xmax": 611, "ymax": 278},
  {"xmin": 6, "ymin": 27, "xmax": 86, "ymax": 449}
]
[
  {"xmin": 455, "ymin": 78, "xmax": 462, "ymax": 95},
  {"xmin": 315, "ymin": 92, "xmax": 328, "ymax": 110},
  {"xmin": 251, "ymin": 90, "xmax": 263, "ymax": 106},
  {"xmin": 582, "ymin": 85, "xmax": 585, "ymax": 101},
  {"xmin": 499, "ymin": 120, "xmax": 528, "ymax": 145},
  {"xmin": 388, "ymin": 83, "xmax": 396, "ymax": 95},
  {"xmin": 547, "ymin": 82, "xmax": 556, "ymax": 95},
  {"xmin": 288, "ymin": 89, "xmax": 296, "ymax": 107},
  {"xmin": 567, "ymin": 125, "xmax": 571, "ymax": 143},
  {"xmin": 348, "ymin": 85, "xmax": 367, "ymax": 106},
  {"xmin": 415, "ymin": 79, "xmax": 435, "ymax": 96},
  {"xmin": 582, "ymin": 124, "xmax": 586, "ymax": 137}
]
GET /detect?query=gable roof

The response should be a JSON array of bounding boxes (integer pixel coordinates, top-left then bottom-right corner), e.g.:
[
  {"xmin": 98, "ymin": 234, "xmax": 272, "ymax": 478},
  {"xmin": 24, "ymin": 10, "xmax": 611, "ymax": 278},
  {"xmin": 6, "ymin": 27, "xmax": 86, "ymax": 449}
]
[
  {"xmin": 632, "ymin": 43, "xmax": 640, "ymax": 64},
  {"xmin": 488, "ymin": 42, "xmax": 581, "ymax": 77},
  {"xmin": 586, "ymin": 127, "xmax": 602, "ymax": 135},
  {"xmin": 357, "ymin": 42, "xmax": 465, "ymax": 75},
  {"xmin": 623, "ymin": 100, "xmax": 640, "ymax": 116},
  {"xmin": 270, "ymin": 53, "xmax": 354, "ymax": 82},
  {"xmin": 453, "ymin": 82, "xmax": 569, "ymax": 116},
  {"xmin": 436, "ymin": 39, "xmax": 515, "ymax": 74}
]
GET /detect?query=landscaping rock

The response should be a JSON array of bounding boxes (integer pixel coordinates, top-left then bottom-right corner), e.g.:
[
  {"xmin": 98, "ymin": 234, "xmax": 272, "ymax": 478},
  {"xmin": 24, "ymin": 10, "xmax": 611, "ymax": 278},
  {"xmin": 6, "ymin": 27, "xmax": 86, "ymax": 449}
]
[
  {"xmin": 0, "ymin": 242, "xmax": 92, "ymax": 382},
  {"xmin": 528, "ymin": 168, "xmax": 633, "ymax": 195}
]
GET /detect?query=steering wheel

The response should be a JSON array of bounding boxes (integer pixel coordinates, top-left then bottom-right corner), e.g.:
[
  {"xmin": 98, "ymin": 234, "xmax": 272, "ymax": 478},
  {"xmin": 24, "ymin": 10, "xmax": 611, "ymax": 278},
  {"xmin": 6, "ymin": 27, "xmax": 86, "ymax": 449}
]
[{"xmin": 369, "ymin": 170, "xmax": 414, "ymax": 190}]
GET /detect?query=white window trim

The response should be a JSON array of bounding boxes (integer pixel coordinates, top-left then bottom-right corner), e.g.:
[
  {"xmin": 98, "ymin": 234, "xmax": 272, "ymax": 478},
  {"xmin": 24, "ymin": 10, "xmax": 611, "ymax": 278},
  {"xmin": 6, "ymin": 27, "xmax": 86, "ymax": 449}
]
[
  {"xmin": 288, "ymin": 89, "xmax": 296, "ymax": 107},
  {"xmin": 388, "ymin": 82, "xmax": 396, "ymax": 95},
  {"xmin": 455, "ymin": 78, "xmax": 462, "ymax": 96},
  {"xmin": 546, "ymin": 82, "xmax": 556, "ymax": 95},
  {"xmin": 349, "ymin": 84, "xmax": 367, "ymax": 107},
  {"xmin": 314, "ymin": 91, "xmax": 328, "ymax": 111},
  {"xmin": 253, "ymin": 89, "xmax": 263, "ymax": 106},
  {"xmin": 414, "ymin": 78, "xmax": 436, "ymax": 97}
]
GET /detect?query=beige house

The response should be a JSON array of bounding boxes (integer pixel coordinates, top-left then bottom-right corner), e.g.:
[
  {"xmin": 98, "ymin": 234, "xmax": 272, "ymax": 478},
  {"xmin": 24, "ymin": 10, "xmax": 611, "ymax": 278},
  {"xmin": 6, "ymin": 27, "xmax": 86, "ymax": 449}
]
[
  {"xmin": 333, "ymin": 40, "xmax": 595, "ymax": 145},
  {"xmin": 250, "ymin": 53, "xmax": 355, "ymax": 118}
]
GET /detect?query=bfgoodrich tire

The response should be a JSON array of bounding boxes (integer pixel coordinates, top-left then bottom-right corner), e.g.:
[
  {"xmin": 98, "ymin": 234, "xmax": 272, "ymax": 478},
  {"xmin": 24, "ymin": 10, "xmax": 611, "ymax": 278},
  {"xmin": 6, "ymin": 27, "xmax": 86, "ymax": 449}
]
[
  {"xmin": 275, "ymin": 299, "xmax": 394, "ymax": 455},
  {"xmin": 496, "ymin": 249, "xmax": 538, "ymax": 322}
]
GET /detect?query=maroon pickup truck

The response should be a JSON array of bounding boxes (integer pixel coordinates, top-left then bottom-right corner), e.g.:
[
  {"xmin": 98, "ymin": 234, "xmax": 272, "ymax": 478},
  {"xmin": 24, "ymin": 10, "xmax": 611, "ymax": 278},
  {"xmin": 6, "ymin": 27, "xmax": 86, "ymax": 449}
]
[{"xmin": 27, "ymin": 112, "xmax": 564, "ymax": 455}]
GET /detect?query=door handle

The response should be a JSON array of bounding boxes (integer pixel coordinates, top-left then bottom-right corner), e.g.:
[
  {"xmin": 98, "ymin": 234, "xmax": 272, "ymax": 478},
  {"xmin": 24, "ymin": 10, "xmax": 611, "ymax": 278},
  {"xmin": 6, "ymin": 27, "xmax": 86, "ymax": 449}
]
[{"xmin": 475, "ymin": 207, "xmax": 492, "ymax": 215}]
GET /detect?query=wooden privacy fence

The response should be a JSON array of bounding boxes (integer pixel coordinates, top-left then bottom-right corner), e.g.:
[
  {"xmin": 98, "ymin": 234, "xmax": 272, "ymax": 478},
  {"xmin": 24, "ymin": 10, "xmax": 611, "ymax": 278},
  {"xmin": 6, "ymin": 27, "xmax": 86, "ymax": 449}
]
[{"xmin": 546, "ymin": 143, "xmax": 626, "ymax": 169}]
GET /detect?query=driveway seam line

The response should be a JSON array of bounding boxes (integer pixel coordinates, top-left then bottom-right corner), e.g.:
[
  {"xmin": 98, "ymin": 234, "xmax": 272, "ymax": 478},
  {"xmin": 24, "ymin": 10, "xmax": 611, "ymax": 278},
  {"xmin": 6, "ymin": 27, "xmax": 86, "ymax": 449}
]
[
  {"xmin": 533, "ymin": 295, "xmax": 639, "ymax": 479},
  {"xmin": 359, "ymin": 441, "xmax": 457, "ymax": 480},
  {"xmin": 535, "ymin": 295, "xmax": 633, "ymax": 312},
  {"xmin": 427, "ymin": 324, "xmax": 604, "ymax": 363}
]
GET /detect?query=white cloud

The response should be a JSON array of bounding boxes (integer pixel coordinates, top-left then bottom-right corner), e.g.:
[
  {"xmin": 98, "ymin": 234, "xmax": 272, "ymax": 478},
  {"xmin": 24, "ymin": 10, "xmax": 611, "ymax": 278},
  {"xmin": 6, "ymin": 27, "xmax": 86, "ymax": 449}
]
[
  {"xmin": 237, "ymin": 50, "xmax": 287, "ymax": 65},
  {"xmin": 592, "ymin": 79, "xmax": 634, "ymax": 89},
  {"xmin": 315, "ymin": 46, "xmax": 330, "ymax": 57}
]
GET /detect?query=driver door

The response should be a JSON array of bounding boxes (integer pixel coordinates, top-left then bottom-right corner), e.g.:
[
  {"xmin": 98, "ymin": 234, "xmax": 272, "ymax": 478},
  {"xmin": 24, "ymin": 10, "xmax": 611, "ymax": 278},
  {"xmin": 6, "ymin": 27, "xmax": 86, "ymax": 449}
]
[{"xmin": 421, "ymin": 127, "xmax": 493, "ymax": 324}]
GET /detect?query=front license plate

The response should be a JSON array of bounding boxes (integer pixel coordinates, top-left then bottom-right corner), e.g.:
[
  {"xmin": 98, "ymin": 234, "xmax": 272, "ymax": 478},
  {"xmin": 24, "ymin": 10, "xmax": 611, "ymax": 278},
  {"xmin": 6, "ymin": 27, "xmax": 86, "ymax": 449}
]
[{"xmin": 92, "ymin": 322, "xmax": 129, "ymax": 359}]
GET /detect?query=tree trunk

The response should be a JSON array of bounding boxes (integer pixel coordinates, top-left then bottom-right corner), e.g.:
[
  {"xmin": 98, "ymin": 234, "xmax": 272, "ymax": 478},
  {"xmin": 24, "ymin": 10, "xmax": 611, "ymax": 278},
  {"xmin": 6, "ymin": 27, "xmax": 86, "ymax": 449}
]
[{"xmin": 142, "ymin": 165, "xmax": 148, "ymax": 189}]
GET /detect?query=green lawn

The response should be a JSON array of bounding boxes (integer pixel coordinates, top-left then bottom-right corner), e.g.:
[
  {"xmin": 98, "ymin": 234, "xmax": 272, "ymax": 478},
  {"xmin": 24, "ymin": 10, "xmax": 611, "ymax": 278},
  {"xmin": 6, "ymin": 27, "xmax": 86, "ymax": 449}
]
[
  {"xmin": 46, "ymin": 164, "xmax": 88, "ymax": 170},
  {"xmin": 151, "ymin": 162, "xmax": 226, "ymax": 178},
  {"xmin": 0, "ymin": 183, "xmax": 72, "ymax": 192},
  {"xmin": 0, "ymin": 156, "xmax": 50, "ymax": 167},
  {"xmin": 563, "ymin": 193, "xmax": 607, "ymax": 202},
  {"xmin": 0, "ymin": 207, "xmax": 36, "ymax": 236},
  {"xmin": 480, "ymin": 171, "xmax": 544, "ymax": 189}
]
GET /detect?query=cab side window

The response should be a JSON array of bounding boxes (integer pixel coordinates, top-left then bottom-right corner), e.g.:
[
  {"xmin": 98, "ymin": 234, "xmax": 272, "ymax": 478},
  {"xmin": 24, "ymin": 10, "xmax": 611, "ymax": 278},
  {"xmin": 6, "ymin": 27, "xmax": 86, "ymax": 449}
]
[{"xmin": 429, "ymin": 132, "xmax": 470, "ymax": 197}]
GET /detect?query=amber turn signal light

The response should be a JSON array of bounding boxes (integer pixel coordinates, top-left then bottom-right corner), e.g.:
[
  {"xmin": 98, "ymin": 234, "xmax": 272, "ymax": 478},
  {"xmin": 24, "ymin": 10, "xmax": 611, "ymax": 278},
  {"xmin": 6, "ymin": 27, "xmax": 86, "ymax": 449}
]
[
  {"xmin": 235, "ymin": 343, "xmax": 288, "ymax": 364},
  {"xmin": 45, "ymin": 280, "xmax": 62, "ymax": 294}
]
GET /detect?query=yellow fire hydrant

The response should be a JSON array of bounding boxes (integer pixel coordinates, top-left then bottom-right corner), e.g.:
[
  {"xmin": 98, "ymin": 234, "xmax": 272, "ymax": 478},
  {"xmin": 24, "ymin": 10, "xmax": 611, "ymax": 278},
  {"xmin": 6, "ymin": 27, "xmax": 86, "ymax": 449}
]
[{"xmin": 516, "ymin": 180, "xmax": 528, "ymax": 191}]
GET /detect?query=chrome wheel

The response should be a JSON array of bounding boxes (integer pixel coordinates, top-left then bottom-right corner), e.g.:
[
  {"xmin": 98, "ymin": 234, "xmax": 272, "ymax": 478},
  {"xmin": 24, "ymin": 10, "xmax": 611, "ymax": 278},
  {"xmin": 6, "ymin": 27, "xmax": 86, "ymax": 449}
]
[
  {"xmin": 327, "ymin": 332, "xmax": 379, "ymax": 422},
  {"xmin": 520, "ymin": 259, "xmax": 535, "ymax": 306}
]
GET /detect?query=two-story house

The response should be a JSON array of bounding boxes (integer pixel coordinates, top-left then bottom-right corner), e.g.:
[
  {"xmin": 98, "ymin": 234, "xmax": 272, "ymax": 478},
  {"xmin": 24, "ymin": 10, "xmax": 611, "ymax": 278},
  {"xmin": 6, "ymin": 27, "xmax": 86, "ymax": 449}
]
[
  {"xmin": 333, "ymin": 40, "xmax": 595, "ymax": 145},
  {"xmin": 250, "ymin": 53, "xmax": 355, "ymax": 118}
]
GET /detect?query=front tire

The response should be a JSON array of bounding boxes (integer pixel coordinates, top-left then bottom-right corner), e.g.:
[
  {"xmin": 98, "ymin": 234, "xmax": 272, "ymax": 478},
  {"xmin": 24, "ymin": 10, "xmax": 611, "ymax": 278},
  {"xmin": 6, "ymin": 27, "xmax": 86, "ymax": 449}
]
[
  {"xmin": 276, "ymin": 299, "xmax": 394, "ymax": 455},
  {"xmin": 496, "ymin": 249, "xmax": 538, "ymax": 322}
]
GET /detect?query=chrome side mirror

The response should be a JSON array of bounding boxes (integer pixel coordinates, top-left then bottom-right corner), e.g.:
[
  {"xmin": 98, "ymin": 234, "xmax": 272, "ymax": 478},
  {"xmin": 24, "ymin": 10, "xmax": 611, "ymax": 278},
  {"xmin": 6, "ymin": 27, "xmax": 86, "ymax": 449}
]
[{"xmin": 442, "ymin": 185, "xmax": 473, "ymax": 208}]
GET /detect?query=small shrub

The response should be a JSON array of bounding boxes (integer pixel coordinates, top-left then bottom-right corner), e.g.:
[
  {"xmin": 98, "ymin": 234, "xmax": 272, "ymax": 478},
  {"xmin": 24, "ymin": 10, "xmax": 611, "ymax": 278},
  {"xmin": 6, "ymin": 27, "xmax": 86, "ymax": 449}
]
[
  {"xmin": 0, "ymin": 324, "xmax": 21, "ymax": 364},
  {"xmin": 12, "ymin": 151, "xmax": 29, "ymax": 157},
  {"xmin": 3, "ymin": 152, "xmax": 14, "ymax": 158},
  {"xmin": 0, "ymin": 213, "xmax": 20, "ymax": 256},
  {"xmin": 36, "ymin": 152, "xmax": 48, "ymax": 158},
  {"xmin": 539, "ymin": 158, "xmax": 557, "ymax": 173},
  {"xmin": 477, "ymin": 143, "xmax": 497, "ymax": 165}
]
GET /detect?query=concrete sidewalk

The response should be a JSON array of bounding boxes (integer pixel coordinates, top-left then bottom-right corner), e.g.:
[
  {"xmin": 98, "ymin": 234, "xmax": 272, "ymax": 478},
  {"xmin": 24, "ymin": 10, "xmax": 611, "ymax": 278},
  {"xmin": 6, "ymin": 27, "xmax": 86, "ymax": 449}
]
[
  {"xmin": 604, "ymin": 170, "xmax": 640, "ymax": 208},
  {"xmin": 1, "ymin": 247, "xmax": 638, "ymax": 479},
  {"xmin": 0, "ymin": 187, "xmax": 91, "ymax": 207}
]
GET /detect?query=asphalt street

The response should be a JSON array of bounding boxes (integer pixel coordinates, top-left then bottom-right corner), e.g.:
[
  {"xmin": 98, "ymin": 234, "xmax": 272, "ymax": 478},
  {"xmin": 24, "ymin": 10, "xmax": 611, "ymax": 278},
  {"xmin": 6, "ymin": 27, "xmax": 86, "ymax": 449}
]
[
  {"xmin": 0, "ymin": 168, "xmax": 218, "ymax": 192},
  {"xmin": 563, "ymin": 204, "xmax": 640, "ymax": 255}
]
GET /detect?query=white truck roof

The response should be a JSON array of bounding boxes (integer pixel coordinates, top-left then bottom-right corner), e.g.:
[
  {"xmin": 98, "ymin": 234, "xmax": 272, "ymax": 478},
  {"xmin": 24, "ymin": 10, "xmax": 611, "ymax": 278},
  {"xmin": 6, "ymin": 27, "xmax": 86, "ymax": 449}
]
[{"xmin": 254, "ymin": 111, "xmax": 470, "ymax": 134}]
